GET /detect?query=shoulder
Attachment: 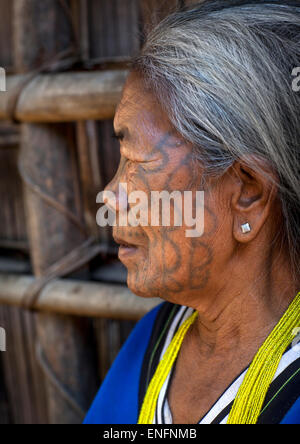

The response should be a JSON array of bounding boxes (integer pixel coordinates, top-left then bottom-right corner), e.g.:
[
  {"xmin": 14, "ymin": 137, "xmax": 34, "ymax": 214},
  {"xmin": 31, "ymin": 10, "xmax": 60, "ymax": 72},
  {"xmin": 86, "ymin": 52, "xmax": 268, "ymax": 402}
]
[{"xmin": 83, "ymin": 301, "xmax": 175, "ymax": 424}]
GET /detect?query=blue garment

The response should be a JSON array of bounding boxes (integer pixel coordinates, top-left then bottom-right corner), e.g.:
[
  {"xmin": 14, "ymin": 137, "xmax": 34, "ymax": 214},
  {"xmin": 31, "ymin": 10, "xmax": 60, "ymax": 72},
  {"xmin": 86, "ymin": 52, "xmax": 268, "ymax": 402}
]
[
  {"xmin": 83, "ymin": 303, "xmax": 162, "ymax": 424},
  {"xmin": 83, "ymin": 300, "xmax": 300, "ymax": 424},
  {"xmin": 280, "ymin": 397, "xmax": 300, "ymax": 424}
]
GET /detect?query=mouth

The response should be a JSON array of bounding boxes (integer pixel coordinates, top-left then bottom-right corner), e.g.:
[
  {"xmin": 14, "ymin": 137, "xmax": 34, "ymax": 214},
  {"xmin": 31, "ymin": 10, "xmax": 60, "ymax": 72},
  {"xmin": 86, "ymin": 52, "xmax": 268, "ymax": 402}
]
[{"xmin": 113, "ymin": 236, "xmax": 139, "ymax": 259}]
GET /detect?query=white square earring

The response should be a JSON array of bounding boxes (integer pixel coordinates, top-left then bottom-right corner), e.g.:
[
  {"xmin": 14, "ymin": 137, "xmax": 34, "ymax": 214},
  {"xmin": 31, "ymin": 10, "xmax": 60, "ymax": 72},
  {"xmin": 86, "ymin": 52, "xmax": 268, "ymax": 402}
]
[{"xmin": 241, "ymin": 223, "xmax": 251, "ymax": 234}]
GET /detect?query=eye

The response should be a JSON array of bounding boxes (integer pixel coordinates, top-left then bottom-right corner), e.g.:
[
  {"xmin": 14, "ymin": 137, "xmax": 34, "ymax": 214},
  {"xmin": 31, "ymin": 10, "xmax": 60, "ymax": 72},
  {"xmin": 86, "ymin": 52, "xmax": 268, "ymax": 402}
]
[{"xmin": 112, "ymin": 131, "xmax": 124, "ymax": 142}]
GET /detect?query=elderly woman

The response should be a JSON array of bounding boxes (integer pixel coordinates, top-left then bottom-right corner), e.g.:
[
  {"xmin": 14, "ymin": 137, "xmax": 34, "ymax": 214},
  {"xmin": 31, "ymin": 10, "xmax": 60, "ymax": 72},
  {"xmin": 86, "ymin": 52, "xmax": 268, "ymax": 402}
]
[{"xmin": 84, "ymin": 0, "xmax": 300, "ymax": 424}]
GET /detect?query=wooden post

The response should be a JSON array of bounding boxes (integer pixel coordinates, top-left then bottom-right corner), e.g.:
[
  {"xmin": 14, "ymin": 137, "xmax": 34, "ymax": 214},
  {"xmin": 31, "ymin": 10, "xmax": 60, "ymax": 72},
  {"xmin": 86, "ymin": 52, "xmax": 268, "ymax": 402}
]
[
  {"xmin": 13, "ymin": 0, "xmax": 98, "ymax": 423},
  {"xmin": 140, "ymin": 0, "xmax": 183, "ymax": 32},
  {"xmin": 76, "ymin": 121, "xmax": 104, "ymax": 240},
  {"xmin": 13, "ymin": 0, "xmax": 73, "ymax": 73},
  {"xmin": 0, "ymin": 0, "xmax": 13, "ymax": 72},
  {"xmin": 20, "ymin": 123, "xmax": 98, "ymax": 424},
  {"xmin": 0, "ymin": 121, "xmax": 48, "ymax": 423}
]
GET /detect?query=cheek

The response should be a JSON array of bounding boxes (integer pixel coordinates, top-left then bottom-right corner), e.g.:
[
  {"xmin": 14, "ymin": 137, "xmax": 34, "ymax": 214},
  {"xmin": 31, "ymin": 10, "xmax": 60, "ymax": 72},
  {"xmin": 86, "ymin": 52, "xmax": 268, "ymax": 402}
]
[
  {"xmin": 126, "ymin": 205, "xmax": 220, "ymax": 299},
  {"xmin": 126, "ymin": 227, "xmax": 213, "ymax": 298},
  {"xmin": 150, "ymin": 229, "xmax": 214, "ymax": 292}
]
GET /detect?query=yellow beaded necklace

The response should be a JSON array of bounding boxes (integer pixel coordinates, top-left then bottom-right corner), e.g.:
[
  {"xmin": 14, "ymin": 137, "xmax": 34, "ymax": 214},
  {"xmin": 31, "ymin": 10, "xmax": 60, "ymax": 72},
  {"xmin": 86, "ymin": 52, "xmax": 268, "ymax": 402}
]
[{"xmin": 138, "ymin": 292, "xmax": 300, "ymax": 424}]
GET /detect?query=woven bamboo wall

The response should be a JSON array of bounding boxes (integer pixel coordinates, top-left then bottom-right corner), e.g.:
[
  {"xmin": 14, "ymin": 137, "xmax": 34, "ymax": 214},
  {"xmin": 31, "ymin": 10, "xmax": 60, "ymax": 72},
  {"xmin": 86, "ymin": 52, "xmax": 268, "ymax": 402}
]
[{"xmin": 0, "ymin": 0, "xmax": 199, "ymax": 424}]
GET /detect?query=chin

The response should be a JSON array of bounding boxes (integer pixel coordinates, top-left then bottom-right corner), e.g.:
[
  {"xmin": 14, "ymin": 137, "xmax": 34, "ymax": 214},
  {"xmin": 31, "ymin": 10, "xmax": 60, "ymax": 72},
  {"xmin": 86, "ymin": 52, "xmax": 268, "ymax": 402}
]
[{"xmin": 127, "ymin": 274, "xmax": 160, "ymax": 299}]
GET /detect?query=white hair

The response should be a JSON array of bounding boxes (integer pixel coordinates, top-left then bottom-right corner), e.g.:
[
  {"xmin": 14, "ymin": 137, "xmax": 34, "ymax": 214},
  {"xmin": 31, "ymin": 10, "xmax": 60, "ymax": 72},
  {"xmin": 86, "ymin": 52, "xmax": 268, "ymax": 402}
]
[{"xmin": 132, "ymin": 0, "xmax": 300, "ymax": 277}]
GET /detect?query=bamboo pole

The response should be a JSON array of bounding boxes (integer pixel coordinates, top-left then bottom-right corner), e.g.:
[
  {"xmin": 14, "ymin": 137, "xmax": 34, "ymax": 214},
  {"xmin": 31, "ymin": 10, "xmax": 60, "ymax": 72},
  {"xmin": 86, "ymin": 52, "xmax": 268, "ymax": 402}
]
[
  {"xmin": 0, "ymin": 274, "xmax": 161, "ymax": 320},
  {"xmin": 0, "ymin": 71, "xmax": 128, "ymax": 122}
]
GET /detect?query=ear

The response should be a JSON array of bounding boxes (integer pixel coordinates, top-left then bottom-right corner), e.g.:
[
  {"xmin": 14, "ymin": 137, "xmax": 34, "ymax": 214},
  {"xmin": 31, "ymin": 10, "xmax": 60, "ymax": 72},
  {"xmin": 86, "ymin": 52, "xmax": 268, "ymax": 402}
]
[{"xmin": 230, "ymin": 158, "xmax": 279, "ymax": 244}]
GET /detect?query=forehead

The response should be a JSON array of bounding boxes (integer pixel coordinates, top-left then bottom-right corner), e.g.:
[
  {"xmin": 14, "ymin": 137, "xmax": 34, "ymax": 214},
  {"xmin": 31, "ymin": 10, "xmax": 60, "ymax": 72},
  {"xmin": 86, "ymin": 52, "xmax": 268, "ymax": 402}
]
[{"xmin": 114, "ymin": 73, "xmax": 172, "ymax": 135}]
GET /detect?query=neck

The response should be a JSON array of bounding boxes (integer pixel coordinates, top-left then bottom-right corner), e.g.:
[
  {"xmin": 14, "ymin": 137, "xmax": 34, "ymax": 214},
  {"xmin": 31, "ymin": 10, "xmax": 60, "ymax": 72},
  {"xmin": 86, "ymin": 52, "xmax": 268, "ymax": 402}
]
[{"xmin": 190, "ymin": 254, "xmax": 298, "ymax": 359}]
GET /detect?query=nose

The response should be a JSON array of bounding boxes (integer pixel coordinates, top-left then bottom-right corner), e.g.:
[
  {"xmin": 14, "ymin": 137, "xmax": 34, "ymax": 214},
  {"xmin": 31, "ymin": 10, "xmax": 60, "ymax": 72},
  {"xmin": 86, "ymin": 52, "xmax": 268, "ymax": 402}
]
[{"xmin": 104, "ymin": 157, "xmax": 128, "ymax": 213}]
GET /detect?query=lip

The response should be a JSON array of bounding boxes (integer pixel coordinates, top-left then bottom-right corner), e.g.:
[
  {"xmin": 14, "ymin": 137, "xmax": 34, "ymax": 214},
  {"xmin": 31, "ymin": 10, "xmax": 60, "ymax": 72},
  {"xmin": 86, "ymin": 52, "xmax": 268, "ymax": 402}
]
[
  {"xmin": 118, "ymin": 245, "xmax": 138, "ymax": 259},
  {"xmin": 113, "ymin": 236, "xmax": 137, "ymax": 248},
  {"xmin": 113, "ymin": 236, "xmax": 139, "ymax": 259}
]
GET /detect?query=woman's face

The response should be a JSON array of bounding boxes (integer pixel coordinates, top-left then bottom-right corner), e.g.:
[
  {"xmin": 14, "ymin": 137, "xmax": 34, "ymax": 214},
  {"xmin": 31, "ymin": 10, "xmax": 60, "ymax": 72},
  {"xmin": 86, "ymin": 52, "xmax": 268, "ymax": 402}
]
[{"xmin": 105, "ymin": 73, "xmax": 232, "ymax": 307}]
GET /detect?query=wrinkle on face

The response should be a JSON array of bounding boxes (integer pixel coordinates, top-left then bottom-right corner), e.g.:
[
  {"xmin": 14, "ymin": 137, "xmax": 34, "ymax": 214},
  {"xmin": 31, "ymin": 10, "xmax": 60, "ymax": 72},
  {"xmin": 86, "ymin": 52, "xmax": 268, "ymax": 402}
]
[{"xmin": 106, "ymin": 72, "xmax": 222, "ymax": 307}]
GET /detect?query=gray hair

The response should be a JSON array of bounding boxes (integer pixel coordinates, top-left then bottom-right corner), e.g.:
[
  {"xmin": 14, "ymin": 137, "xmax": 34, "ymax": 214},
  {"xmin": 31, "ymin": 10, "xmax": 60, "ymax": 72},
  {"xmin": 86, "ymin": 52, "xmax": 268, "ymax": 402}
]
[{"xmin": 132, "ymin": 0, "xmax": 300, "ymax": 278}]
